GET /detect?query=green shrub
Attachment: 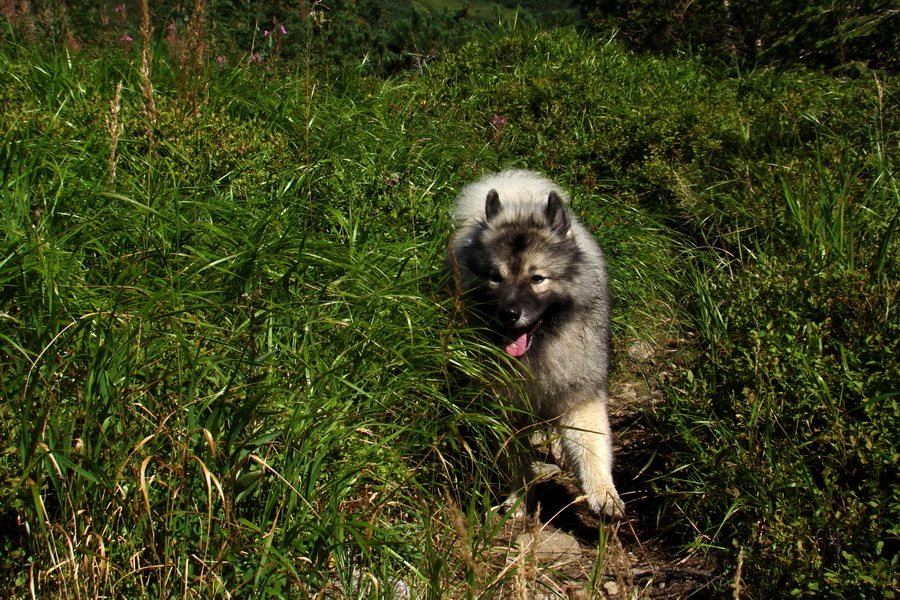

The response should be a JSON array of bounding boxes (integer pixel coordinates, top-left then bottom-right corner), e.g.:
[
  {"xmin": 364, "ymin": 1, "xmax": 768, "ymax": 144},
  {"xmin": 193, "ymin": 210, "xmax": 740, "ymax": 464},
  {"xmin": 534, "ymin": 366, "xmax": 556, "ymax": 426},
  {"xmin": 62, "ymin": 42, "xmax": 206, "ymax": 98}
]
[
  {"xmin": 662, "ymin": 258, "xmax": 899, "ymax": 597},
  {"xmin": 576, "ymin": 0, "xmax": 900, "ymax": 73}
]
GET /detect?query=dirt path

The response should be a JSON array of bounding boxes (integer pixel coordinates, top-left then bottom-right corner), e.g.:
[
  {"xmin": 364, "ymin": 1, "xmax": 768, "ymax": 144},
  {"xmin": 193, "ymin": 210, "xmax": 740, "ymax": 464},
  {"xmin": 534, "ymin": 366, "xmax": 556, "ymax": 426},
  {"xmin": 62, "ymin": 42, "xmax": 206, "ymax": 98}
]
[{"xmin": 488, "ymin": 343, "xmax": 719, "ymax": 599}]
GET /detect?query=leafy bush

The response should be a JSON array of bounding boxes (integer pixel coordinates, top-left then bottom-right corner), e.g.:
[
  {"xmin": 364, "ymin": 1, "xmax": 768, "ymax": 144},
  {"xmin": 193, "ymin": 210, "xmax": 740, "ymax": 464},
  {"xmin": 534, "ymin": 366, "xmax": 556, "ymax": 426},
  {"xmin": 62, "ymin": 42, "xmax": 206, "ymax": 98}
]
[
  {"xmin": 576, "ymin": 0, "xmax": 900, "ymax": 72},
  {"xmin": 664, "ymin": 259, "xmax": 899, "ymax": 597},
  {"xmin": 656, "ymin": 112, "xmax": 899, "ymax": 595}
]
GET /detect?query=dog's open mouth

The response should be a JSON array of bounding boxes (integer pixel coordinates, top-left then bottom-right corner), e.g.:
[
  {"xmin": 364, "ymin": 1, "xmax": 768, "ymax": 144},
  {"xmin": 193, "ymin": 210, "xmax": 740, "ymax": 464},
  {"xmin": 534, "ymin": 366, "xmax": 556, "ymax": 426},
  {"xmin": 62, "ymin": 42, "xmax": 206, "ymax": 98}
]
[{"xmin": 504, "ymin": 320, "xmax": 542, "ymax": 357}]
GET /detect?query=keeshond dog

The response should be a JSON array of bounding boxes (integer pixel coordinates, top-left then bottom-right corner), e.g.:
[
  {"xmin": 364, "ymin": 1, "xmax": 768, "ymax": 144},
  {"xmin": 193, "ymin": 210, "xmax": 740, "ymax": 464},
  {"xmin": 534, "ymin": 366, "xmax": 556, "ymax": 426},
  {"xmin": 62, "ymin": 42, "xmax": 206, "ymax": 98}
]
[{"xmin": 447, "ymin": 169, "xmax": 624, "ymax": 518}]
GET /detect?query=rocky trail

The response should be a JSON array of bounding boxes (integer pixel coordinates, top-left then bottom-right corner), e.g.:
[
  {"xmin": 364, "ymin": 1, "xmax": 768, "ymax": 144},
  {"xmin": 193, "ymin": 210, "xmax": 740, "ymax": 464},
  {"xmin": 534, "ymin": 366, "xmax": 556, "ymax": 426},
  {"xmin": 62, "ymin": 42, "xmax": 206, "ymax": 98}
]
[{"xmin": 486, "ymin": 341, "xmax": 720, "ymax": 599}]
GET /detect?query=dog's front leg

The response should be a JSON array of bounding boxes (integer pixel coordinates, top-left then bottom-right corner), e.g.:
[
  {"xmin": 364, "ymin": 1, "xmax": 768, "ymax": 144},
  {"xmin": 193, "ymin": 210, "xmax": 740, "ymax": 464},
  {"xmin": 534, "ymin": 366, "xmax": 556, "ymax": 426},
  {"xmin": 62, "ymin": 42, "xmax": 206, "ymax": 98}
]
[{"xmin": 557, "ymin": 399, "xmax": 624, "ymax": 518}]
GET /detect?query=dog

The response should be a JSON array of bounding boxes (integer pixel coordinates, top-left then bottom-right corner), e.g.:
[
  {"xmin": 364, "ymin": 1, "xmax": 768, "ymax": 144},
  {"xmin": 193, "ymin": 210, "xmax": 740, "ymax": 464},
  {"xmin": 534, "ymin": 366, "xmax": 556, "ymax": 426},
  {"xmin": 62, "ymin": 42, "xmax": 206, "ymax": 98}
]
[{"xmin": 447, "ymin": 169, "xmax": 624, "ymax": 518}]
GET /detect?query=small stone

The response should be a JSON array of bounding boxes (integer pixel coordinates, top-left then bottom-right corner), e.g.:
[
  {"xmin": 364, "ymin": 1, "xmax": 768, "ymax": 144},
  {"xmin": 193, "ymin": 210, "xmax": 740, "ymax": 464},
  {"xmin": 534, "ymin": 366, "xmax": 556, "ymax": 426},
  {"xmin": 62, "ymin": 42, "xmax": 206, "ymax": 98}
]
[
  {"xmin": 566, "ymin": 587, "xmax": 588, "ymax": 599},
  {"xmin": 618, "ymin": 386, "xmax": 638, "ymax": 400},
  {"xmin": 516, "ymin": 530, "xmax": 581, "ymax": 565},
  {"xmin": 603, "ymin": 580, "xmax": 620, "ymax": 596},
  {"xmin": 627, "ymin": 340, "xmax": 654, "ymax": 362}
]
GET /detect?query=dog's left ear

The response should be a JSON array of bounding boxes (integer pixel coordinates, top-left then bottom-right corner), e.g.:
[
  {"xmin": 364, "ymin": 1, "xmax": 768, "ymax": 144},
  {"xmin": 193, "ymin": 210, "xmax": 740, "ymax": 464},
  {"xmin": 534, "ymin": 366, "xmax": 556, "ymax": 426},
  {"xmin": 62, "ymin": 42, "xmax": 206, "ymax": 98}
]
[
  {"xmin": 545, "ymin": 192, "xmax": 570, "ymax": 236},
  {"xmin": 485, "ymin": 189, "xmax": 502, "ymax": 222}
]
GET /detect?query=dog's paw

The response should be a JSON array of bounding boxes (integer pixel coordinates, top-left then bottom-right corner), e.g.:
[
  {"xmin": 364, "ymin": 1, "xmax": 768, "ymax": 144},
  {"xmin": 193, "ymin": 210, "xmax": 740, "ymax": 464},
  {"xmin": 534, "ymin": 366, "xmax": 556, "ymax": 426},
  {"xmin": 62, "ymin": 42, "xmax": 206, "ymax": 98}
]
[
  {"xmin": 585, "ymin": 488, "xmax": 625, "ymax": 519},
  {"xmin": 492, "ymin": 491, "xmax": 528, "ymax": 519}
]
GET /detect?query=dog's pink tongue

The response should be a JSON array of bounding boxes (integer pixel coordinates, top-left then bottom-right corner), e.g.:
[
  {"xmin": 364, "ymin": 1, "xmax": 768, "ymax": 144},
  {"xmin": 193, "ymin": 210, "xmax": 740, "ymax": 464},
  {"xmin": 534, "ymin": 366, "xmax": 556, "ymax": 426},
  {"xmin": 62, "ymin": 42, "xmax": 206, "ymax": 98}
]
[{"xmin": 505, "ymin": 333, "xmax": 528, "ymax": 357}]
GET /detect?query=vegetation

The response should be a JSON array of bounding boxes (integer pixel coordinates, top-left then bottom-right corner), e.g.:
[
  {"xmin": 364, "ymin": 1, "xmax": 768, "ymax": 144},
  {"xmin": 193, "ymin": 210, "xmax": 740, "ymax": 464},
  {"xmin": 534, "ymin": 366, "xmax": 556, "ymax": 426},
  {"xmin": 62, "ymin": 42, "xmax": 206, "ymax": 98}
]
[
  {"xmin": 1, "ymin": 1, "xmax": 897, "ymax": 598},
  {"xmin": 576, "ymin": 0, "xmax": 900, "ymax": 73}
]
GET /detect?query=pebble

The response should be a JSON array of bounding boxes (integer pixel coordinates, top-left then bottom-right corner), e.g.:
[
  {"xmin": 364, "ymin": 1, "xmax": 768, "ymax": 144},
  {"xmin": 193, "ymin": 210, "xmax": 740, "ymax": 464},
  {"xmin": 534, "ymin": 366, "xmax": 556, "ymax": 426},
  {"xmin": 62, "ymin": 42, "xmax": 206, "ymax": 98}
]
[
  {"xmin": 515, "ymin": 530, "xmax": 582, "ymax": 566},
  {"xmin": 627, "ymin": 340, "xmax": 655, "ymax": 362}
]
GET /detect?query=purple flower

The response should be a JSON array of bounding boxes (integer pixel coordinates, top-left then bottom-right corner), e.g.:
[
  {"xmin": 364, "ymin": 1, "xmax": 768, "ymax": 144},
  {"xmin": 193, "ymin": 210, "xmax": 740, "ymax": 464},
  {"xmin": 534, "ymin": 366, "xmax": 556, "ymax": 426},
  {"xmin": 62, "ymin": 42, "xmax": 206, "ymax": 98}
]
[
  {"xmin": 249, "ymin": 53, "xmax": 264, "ymax": 63},
  {"xmin": 491, "ymin": 115, "xmax": 508, "ymax": 142},
  {"xmin": 263, "ymin": 30, "xmax": 270, "ymax": 36},
  {"xmin": 119, "ymin": 34, "xmax": 133, "ymax": 42},
  {"xmin": 115, "ymin": 4, "xmax": 125, "ymax": 12},
  {"xmin": 280, "ymin": 25, "xmax": 287, "ymax": 34},
  {"xmin": 167, "ymin": 23, "xmax": 175, "ymax": 31},
  {"xmin": 217, "ymin": 55, "xmax": 227, "ymax": 64}
]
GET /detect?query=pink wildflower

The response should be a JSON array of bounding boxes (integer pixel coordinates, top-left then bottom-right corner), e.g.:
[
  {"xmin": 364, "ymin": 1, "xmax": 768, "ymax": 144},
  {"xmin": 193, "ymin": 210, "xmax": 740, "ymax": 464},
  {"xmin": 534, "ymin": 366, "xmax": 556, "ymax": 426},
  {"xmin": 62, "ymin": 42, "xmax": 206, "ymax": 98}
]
[{"xmin": 491, "ymin": 115, "xmax": 508, "ymax": 142}]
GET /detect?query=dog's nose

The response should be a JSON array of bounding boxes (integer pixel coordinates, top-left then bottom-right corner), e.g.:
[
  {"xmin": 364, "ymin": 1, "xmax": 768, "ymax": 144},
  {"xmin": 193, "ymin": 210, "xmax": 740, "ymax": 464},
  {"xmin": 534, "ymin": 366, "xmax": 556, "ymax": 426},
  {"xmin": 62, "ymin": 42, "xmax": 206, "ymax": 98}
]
[{"xmin": 497, "ymin": 306, "xmax": 521, "ymax": 324}]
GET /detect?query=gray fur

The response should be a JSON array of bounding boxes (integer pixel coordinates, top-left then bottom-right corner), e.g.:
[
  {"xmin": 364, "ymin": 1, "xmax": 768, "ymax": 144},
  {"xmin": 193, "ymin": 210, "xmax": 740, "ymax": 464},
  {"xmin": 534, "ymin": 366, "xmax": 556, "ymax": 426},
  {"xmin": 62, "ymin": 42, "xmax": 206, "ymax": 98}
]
[{"xmin": 448, "ymin": 169, "xmax": 624, "ymax": 517}]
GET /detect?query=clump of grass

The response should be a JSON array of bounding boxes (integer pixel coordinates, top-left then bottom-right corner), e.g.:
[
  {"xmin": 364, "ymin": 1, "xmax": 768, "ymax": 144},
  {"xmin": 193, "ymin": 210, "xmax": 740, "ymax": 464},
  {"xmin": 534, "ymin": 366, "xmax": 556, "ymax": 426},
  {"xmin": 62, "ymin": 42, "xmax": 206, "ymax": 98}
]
[
  {"xmin": 138, "ymin": 0, "xmax": 156, "ymax": 139},
  {"xmin": 104, "ymin": 80, "xmax": 124, "ymax": 190},
  {"xmin": 164, "ymin": 0, "xmax": 210, "ymax": 118},
  {"xmin": 0, "ymin": 32, "xmax": 563, "ymax": 598}
]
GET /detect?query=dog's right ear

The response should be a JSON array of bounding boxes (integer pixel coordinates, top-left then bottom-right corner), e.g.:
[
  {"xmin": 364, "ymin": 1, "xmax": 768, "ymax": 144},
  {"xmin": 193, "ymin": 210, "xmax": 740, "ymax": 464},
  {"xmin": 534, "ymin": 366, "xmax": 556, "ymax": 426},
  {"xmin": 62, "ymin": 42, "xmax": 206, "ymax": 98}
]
[
  {"xmin": 485, "ymin": 189, "xmax": 502, "ymax": 222},
  {"xmin": 545, "ymin": 191, "xmax": 570, "ymax": 236}
]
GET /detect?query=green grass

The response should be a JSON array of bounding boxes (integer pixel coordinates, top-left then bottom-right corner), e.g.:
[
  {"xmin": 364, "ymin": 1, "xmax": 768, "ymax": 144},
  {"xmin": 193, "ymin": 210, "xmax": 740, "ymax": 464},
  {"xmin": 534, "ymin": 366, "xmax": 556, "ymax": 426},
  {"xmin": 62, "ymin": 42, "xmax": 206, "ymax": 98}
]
[{"xmin": 1, "ymin": 17, "xmax": 898, "ymax": 600}]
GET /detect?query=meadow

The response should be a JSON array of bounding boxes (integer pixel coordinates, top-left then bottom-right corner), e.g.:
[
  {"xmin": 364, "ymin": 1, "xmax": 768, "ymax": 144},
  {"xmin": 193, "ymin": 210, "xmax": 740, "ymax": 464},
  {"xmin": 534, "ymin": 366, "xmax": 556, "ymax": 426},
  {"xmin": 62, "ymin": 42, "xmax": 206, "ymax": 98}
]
[{"xmin": 0, "ymin": 3, "xmax": 897, "ymax": 598}]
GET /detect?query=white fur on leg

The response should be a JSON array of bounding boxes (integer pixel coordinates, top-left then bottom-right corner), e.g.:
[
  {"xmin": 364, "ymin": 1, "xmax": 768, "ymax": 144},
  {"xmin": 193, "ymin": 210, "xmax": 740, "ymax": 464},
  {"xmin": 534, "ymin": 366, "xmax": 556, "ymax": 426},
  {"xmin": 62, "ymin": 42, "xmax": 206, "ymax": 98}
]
[{"xmin": 556, "ymin": 400, "xmax": 624, "ymax": 518}]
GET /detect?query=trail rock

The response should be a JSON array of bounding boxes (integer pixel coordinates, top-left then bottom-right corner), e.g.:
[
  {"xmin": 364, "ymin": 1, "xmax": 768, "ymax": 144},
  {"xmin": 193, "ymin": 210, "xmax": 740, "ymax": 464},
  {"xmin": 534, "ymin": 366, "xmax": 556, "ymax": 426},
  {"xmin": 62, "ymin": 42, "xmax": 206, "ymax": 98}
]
[
  {"xmin": 627, "ymin": 340, "xmax": 655, "ymax": 362},
  {"xmin": 515, "ymin": 530, "xmax": 582, "ymax": 566}
]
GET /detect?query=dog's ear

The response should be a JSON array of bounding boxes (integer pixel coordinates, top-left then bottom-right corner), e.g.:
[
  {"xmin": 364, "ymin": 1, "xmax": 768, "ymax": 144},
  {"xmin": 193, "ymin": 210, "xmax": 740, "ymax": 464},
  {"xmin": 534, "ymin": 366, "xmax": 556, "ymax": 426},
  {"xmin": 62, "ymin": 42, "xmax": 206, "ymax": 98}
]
[
  {"xmin": 485, "ymin": 189, "xmax": 502, "ymax": 222},
  {"xmin": 545, "ymin": 191, "xmax": 570, "ymax": 236}
]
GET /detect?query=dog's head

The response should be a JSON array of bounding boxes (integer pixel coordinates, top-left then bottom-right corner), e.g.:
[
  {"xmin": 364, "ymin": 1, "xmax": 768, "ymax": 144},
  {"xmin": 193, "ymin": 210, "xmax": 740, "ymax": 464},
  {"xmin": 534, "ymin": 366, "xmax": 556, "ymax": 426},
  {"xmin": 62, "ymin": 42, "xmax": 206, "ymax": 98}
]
[{"xmin": 458, "ymin": 190, "xmax": 582, "ymax": 356}]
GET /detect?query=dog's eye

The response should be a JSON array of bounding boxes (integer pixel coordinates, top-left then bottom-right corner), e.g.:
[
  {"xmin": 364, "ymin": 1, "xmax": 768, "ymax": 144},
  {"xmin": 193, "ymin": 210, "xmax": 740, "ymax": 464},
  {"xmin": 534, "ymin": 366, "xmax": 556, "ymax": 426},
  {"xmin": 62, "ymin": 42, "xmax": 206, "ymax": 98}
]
[
  {"xmin": 489, "ymin": 274, "xmax": 503, "ymax": 284},
  {"xmin": 531, "ymin": 274, "xmax": 547, "ymax": 284}
]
